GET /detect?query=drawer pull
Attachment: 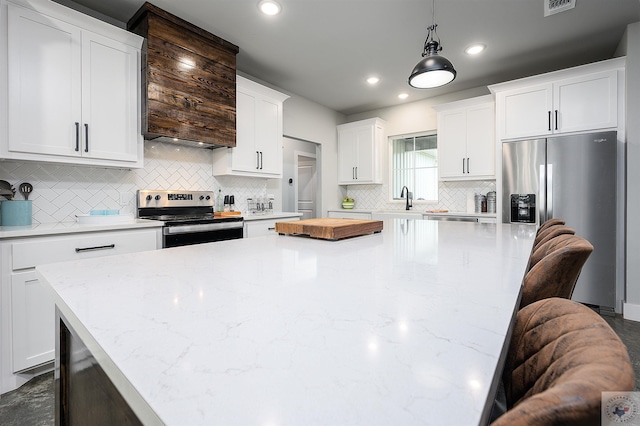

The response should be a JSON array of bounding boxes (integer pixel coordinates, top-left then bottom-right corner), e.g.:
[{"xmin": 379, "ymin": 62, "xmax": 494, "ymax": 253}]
[
  {"xmin": 267, "ymin": 227, "xmax": 276, "ymax": 231},
  {"xmin": 75, "ymin": 244, "xmax": 115, "ymax": 253}
]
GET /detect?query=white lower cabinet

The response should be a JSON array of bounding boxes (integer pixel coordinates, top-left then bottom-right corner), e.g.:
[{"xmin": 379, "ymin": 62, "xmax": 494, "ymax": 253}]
[
  {"xmin": 2, "ymin": 228, "xmax": 160, "ymax": 380},
  {"xmin": 244, "ymin": 217, "xmax": 300, "ymax": 238}
]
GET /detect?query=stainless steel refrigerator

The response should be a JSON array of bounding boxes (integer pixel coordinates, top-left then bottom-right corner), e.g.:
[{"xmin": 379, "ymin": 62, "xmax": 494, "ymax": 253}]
[{"xmin": 502, "ymin": 131, "xmax": 617, "ymax": 312}]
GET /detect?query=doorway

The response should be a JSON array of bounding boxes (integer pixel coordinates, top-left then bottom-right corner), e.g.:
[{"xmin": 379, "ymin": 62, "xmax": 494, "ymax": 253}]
[
  {"xmin": 296, "ymin": 153, "xmax": 317, "ymax": 219},
  {"xmin": 282, "ymin": 137, "xmax": 320, "ymax": 218}
]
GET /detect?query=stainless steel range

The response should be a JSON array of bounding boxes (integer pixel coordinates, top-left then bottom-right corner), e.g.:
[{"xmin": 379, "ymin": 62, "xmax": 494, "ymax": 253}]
[{"xmin": 137, "ymin": 190, "xmax": 243, "ymax": 248}]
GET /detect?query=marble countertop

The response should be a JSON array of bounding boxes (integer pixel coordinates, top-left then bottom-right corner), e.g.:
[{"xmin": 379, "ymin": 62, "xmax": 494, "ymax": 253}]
[
  {"xmin": 0, "ymin": 219, "xmax": 163, "ymax": 239},
  {"xmin": 37, "ymin": 220, "xmax": 535, "ymax": 425},
  {"xmin": 328, "ymin": 209, "xmax": 497, "ymax": 218}
]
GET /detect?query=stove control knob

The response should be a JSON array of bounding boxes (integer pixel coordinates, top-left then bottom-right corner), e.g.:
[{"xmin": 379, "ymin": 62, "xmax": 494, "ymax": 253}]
[
  {"xmin": 206, "ymin": 195, "xmax": 211, "ymax": 200},
  {"xmin": 199, "ymin": 195, "xmax": 205, "ymax": 200},
  {"xmin": 155, "ymin": 195, "xmax": 161, "ymax": 201},
  {"xmin": 146, "ymin": 195, "xmax": 152, "ymax": 201}
]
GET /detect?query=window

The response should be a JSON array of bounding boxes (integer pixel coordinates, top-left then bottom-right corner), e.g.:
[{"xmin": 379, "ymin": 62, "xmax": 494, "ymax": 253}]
[{"xmin": 391, "ymin": 132, "xmax": 438, "ymax": 202}]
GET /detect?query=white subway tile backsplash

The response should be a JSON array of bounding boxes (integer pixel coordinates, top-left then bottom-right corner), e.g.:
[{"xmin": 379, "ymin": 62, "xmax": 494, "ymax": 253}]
[
  {"xmin": 345, "ymin": 180, "xmax": 496, "ymax": 212},
  {"xmin": 0, "ymin": 141, "xmax": 282, "ymax": 224}
]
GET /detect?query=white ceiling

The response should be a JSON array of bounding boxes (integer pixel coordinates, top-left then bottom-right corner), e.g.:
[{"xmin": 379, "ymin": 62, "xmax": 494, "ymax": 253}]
[{"xmin": 64, "ymin": 0, "xmax": 640, "ymax": 116}]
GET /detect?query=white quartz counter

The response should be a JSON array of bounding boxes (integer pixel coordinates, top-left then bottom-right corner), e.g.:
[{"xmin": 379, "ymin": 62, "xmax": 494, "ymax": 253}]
[
  {"xmin": 0, "ymin": 219, "xmax": 163, "ymax": 239},
  {"xmin": 37, "ymin": 220, "xmax": 535, "ymax": 425},
  {"xmin": 328, "ymin": 209, "xmax": 497, "ymax": 218}
]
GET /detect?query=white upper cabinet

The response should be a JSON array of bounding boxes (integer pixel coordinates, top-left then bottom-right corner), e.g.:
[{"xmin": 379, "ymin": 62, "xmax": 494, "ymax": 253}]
[
  {"xmin": 1, "ymin": 0, "xmax": 144, "ymax": 168},
  {"xmin": 213, "ymin": 76, "xmax": 289, "ymax": 178},
  {"xmin": 337, "ymin": 117, "xmax": 385, "ymax": 185},
  {"xmin": 490, "ymin": 58, "xmax": 623, "ymax": 140},
  {"xmin": 436, "ymin": 95, "xmax": 495, "ymax": 180}
]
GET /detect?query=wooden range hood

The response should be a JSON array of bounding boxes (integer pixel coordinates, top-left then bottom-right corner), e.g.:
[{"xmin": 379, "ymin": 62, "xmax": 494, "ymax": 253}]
[{"xmin": 128, "ymin": 2, "xmax": 239, "ymax": 148}]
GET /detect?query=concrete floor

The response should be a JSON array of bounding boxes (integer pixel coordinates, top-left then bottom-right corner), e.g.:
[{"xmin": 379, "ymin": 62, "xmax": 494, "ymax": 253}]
[{"xmin": 0, "ymin": 314, "xmax": 639, "ymax": 425}]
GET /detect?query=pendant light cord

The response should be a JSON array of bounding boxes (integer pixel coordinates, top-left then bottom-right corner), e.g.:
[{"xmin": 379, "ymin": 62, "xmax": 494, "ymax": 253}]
[{"xmin": 422, "ymin": 0, "xmax": 441, "ymax": 57}]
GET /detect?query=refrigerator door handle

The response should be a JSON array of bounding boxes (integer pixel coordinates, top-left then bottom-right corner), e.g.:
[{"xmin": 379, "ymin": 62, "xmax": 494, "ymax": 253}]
[
  {"xmin": 539, "ymin": 164, "xmax": 546, "ymax": 225},
  {"xmin": 547, "ymin": 164, "xmax": 553, "ymax": 219}
]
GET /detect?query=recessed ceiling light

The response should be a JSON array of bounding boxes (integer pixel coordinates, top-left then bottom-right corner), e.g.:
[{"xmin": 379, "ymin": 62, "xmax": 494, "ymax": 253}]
[
  {"xmin": 366, "ymin": 76, "xmax": 380, "ymax": 85},
  {"xmin": 465, "ymin": 44, "xmax": 486, "ymax": 55},
  {"xmin": 398, "ymin": 93, "xmax": 409, "ymax": 100},
  {"xmin": 259, "ymin": 0, "xmax": 281, "ymax": 15}
]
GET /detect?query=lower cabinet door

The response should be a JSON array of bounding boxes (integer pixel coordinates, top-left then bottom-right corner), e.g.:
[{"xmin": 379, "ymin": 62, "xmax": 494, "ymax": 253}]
[{"xmin": 11, "ymin": 270, "xmax": 54, "ymax": 372}]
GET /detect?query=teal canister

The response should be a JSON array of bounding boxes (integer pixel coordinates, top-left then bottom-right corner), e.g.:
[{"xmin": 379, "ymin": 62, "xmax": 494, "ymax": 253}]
[{"xmin": 1, "ymin": 200, "xmax": 32, "ymax": 226}]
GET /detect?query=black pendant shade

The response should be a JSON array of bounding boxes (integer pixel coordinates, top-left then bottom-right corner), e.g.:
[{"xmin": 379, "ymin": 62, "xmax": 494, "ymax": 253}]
[{"xmin": 408, "ymin": 2, "xmax": 457, "ymax": 89}]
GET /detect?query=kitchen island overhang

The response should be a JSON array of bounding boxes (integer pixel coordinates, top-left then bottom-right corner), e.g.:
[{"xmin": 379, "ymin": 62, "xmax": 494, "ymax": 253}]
[{"xmin": 37, "ymin": 219, "xmax": 535, "ymax": 425}]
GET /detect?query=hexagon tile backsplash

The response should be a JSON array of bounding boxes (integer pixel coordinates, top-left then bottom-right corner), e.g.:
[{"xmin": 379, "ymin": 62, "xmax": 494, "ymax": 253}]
[{"xmin": 0, "ymin": 141, "xmax": 280, "ymax": 224}]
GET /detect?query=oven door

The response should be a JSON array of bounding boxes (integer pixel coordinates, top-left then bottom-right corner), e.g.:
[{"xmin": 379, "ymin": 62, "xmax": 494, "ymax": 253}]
[{"xmin": 163, "ymin": 222, "xmax": 243, "ymax": 248}]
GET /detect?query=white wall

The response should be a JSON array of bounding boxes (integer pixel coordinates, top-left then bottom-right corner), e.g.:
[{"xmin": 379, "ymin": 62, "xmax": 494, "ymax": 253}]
[{"xmin": 622, "ymin": 22, "xmax": 640, "ymax": 321}]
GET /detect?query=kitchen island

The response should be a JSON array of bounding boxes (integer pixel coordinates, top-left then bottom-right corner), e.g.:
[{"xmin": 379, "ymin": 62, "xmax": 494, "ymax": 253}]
[{"xmin": 37, "ymin": 219, "xmax": 535, "ymax": 425}]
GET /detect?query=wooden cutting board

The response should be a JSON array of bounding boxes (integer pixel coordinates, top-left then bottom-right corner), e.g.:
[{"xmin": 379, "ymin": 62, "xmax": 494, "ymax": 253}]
[
  {"xmin": 275, "ymin": 218, "xmax": 383, "ymax": 240},
  {"xmin": 214, "ymin": 211, "xmax": 242, "ymax": 217}
]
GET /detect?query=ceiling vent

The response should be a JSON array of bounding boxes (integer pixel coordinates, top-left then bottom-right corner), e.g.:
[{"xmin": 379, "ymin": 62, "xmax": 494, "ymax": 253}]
[{"xmin": 544, "ymin": 0, "xmax": 576, "ymax": 16}]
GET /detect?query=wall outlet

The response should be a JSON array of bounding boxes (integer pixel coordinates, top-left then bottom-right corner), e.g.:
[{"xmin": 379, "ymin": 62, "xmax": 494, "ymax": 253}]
[{"xmin": 119, "ymin": 192, "xmax": 133, "ymax": 206}]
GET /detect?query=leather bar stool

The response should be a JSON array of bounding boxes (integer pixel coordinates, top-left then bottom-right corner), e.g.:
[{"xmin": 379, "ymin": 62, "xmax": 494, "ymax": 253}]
[
  {"xmin": 520, "ymin": 235, "xmax": 593, "ymax": 308},
  {"xmin": 536, "ymin": 217, "xmax": 565, "ymax": 235},
  {"xmin": 492, "ymin": 298, "xmax": 634, "ymax": 426},
  {"xmin": 532, "ymin": 225, "xmax": 575, "ymax": 253}
]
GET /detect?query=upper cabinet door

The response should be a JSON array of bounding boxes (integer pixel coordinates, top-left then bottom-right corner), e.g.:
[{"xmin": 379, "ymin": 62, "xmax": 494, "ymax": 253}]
[
  {"xmin": 554, "ymin": 70, "xmax": 617, "ymax": 134},
  {"xmin": 337, "ymin": 127, "xmax": 359, "ymax": 184},
  {"xmin": 498, "ymin": 83, "xmax": 553, "ymax": 140},
  {"xmin": 437, "ymin": 109, "xmax": 467, "ymax": 179},
  {"xmin": 465, "ymin": 103, "xmax": 495, "ymax": 178},
  {"xmin": 81, "ymin": 31, "xmax": 139, "ymax": 162},
  {"xmin": 7, "ymin": 4, "xmax": 82, "ymax": 157},
  {"xmin": 231, "ymin": 89, "xmax": 258, "ymax": 172},
  {"xmin": 254, "ymin": 96, "xmax": 282, "ymax": 176}
]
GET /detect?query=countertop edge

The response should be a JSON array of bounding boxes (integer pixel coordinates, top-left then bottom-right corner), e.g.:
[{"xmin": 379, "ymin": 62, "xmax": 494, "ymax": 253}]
[
  {"xmin": 0, "ymin": 219, "xmax": 164, "ymax": 239},
  {"xmin": 327, "ymin": 209, "xmax": 497, "ymax": 218},
  {"xmin": 242, "ymin": 212, "xmax": 303, "ymax": 221},
  {"xmin": 36, "ymin": 268, "xmax": 165, "ymax": 426}
]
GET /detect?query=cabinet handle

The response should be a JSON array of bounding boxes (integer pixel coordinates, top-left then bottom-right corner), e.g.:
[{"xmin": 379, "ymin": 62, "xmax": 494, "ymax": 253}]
[
  {"xmin": 554, "ymin": 110, "xmax": 558, "ymax": 130},
  {"xmin": 75, "ymin": 122, "xmax": 80, "ymax": 151},
  {"xmin": 259, "ymin": 151, "xmax": 263, "ymax": 170},
  {"xmin": 256, "ymin": 151, "xmax": 260, "ymax": 169},
  {"xmin": 267, "ymin": 227, "xmax": 275, "ymax": 231},
  {"xmin": 462, "ymin": 158, "xmax": 465, "ymax": 173},
  {"xmin": 84, "ymin": 123, "xmax": 89, "ymax": 153},
  {"xmin": 75, "ymin": 244, "xmax": 115, "ymax": 253},
  {"xmin": 355, "ymin": 166, "xmax": 358, "ymax": 179},
  {"xmin": 352, "ymin": 167, "xmax": 355, "ymax": 180},
  {"xmin": 548, "ymin": 111, "xmax": 551, "ymax": 131},
  {"xmin": 467, "ymin": 157, "xmax": 470, "ymax": 174}
]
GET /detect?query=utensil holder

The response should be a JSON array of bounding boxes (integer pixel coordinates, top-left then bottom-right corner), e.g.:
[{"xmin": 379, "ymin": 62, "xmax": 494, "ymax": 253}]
[{"xmin": 1, "ymin": 200, "xmax": 32, "ymax": 226}]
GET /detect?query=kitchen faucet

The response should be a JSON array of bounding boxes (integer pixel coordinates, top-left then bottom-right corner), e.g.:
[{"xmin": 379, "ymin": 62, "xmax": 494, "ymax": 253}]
[{"xmin": 400, "ymin": 186, "xmax": 412, "ymax": 210}]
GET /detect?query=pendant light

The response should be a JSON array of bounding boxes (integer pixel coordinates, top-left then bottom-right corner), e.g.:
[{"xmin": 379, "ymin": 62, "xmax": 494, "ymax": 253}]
[{"xmin": 408, "ymin": 0, "xmax": 456, "ymax": 89}]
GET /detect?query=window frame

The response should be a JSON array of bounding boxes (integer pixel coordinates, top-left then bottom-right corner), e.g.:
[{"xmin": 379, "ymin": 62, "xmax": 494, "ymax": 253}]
[{"xmin": 387, "ymin": 130, "xmax": 439, "ymax": 205}]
